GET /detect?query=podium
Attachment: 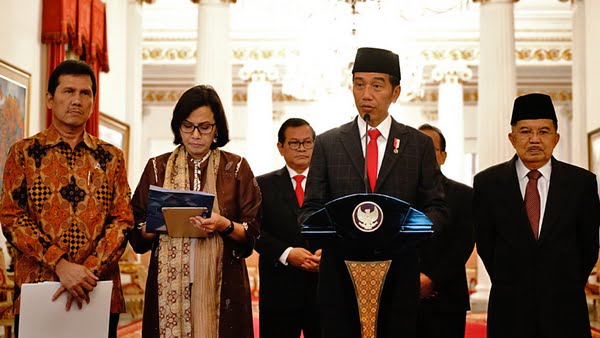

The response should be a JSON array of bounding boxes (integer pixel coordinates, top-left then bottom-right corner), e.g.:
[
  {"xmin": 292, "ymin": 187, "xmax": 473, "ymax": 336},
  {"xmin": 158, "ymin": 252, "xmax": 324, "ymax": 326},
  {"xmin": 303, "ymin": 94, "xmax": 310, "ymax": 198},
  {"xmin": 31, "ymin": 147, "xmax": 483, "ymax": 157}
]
[{"xmin": 302, "ymin": 193, "xmax": 432, "ymax": 338}]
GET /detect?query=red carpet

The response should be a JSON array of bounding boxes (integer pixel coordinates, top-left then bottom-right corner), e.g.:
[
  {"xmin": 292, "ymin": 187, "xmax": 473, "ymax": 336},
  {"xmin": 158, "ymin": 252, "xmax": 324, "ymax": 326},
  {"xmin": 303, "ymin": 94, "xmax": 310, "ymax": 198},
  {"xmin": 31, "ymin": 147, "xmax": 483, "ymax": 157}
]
[{"xmin": 117, "ymin": 312, "xmax": 488, "ymax": 338}]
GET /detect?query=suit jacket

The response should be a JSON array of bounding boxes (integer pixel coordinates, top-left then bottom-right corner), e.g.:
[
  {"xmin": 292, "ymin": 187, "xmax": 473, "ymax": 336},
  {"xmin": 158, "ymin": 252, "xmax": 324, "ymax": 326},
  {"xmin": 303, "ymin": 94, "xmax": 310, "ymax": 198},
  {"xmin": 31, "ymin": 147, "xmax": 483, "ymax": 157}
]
[
  {"xmin": 474, "ymin": 155, "xmax": 600, "ymax": 338},
  {"xmin": 255, "ymin": 167, "xmax": 319, "ymax": 311},
  {"xmin": 298, "ymin": 116, "xmax": 448, "ymax": 338},
  {"xmin": 419, "ymin": 175, "xmax": 474, "ymax": 313}
]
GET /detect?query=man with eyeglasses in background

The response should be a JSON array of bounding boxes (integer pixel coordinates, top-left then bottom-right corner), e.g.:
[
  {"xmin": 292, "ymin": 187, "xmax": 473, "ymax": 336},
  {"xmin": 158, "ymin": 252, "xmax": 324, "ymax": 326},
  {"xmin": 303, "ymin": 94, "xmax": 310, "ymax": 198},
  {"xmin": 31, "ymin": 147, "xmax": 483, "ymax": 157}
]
[
  {"xmin": 255, "ymin": 118, "xmax": 322, "ymax": 338},
  {"xmin": 473, "ymin": 93, "xmax": 600, "ymax": 338}
]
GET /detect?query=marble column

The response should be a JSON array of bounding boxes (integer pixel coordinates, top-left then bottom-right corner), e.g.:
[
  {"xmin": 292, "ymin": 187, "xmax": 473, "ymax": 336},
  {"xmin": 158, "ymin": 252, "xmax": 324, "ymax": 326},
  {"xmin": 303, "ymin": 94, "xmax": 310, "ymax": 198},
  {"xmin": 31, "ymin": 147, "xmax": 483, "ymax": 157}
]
[
  {"xmin": 471, "ymin": 0, "xmax": 518, "ymax": 313},
  {"xmin": 239, "ymin": 62, "xmax": 278, "ymax": 176},
  {"xmin": 570, "ymin": 0, "xmax": 587, "ymax": 168},
  {"xmin": 431, "ymin": 62, "xmax": 472, "ymax": 183},
  {"xmin": 193, "ymin": 0, "xmax": 235, "ymax": 114},
  {"xmin": 126, "ymin": 0, "xmax": 144, "ymax": 184}
]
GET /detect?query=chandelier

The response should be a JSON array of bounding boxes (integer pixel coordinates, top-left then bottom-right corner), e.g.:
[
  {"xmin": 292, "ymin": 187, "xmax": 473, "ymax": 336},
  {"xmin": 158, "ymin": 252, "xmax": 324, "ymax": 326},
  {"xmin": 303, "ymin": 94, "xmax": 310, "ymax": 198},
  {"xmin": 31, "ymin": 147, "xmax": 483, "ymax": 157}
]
[{"xmin": 281, "ymin": 0, "xmax": 471, "ymax": 102}]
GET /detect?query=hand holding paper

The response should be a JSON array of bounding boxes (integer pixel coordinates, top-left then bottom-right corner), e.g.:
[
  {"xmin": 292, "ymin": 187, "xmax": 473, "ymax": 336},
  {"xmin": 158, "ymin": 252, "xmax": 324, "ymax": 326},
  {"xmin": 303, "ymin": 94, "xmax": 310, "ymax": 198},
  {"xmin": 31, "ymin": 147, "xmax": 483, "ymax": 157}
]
[{"xmin": 53, "ymin": 258, "xmax": 99, "ymax": 310}]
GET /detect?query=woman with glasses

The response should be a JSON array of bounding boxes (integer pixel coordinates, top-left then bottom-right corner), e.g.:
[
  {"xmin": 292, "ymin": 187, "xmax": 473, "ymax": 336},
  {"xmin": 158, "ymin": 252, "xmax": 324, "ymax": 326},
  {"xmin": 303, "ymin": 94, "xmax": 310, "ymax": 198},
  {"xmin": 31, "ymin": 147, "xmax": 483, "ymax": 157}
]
[{"xmin": 129, "ymin": 85, "xmax": 261, "ymax": 338}]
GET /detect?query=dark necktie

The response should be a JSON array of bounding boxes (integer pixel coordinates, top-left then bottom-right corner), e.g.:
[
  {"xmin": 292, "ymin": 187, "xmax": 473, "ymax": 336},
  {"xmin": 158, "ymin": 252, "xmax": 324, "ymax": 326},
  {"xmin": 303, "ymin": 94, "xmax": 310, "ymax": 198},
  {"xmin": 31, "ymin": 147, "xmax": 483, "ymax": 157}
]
[
  {"xmin": 367, "ymin": 129, "xmax": 381, "ymax": 192},
  {"xmin": 293, "ymin": 175, "xmax": 305, "ymax": 206},
  {"xmin": 525, "ymin": 170, "xmax": 542, "ymax": 239}
]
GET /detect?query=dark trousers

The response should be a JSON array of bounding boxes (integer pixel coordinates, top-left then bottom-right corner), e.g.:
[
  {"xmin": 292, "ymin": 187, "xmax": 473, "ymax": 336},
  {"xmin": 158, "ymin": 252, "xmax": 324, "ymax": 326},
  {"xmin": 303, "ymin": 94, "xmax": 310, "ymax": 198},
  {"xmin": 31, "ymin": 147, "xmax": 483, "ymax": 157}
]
[
  {"xmin": 14, "ymin": 313, "xmax": 120, "ymax": 338},
  {"xmin": 416, "ymin": 307, "xmax": 466, "ymax": 338},
  {"xmin": 260, "ymin": 306, "xmax": 321, "ymax": 338}
]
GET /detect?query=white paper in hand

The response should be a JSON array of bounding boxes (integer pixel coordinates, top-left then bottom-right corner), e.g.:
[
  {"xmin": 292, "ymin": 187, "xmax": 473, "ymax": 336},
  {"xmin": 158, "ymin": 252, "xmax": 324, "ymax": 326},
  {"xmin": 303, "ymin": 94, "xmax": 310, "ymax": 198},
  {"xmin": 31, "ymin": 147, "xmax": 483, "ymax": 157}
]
[{"xmin": 19, "ymin": 281, "xmax": 113, "ymax": 338}]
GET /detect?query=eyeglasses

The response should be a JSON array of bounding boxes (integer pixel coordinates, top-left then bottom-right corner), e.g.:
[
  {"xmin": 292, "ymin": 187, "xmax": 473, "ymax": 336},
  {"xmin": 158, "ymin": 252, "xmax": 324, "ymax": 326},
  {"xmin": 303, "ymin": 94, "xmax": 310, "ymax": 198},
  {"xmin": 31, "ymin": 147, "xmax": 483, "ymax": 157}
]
[
  {"xmin": 287, "ymin": 139, "xmax": 314, "ymax": 150},
  {"xmin": 514, "ymin": 129, "xmax": 557, "ymax": 140},
  {"xmin": 180, "ymin": 121, "xmax": 215, "ymax": 134}
]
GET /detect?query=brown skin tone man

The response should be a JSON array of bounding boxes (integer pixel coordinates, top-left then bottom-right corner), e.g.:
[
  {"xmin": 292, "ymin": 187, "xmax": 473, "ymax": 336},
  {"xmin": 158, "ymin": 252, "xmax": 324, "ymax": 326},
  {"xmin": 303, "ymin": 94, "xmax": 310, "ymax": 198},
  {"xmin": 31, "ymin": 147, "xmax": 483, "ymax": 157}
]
[
  {"xmin": 0, "ymin": 60, "xmax": 133, "ymax": 338},
  {"xmin": 417, "ymin": 124, "xmax": 474, "ymax": 338},
  {"xmin": 256, "ymin": 118, "xmax": 322, "ymax": 338},
  {"xmin": 298, "ymin": 47, "xmax": 447, "ymax": 338},
  {"xmin": 474, "ymin": 93, "xmax": 600, "ymax": 338}
]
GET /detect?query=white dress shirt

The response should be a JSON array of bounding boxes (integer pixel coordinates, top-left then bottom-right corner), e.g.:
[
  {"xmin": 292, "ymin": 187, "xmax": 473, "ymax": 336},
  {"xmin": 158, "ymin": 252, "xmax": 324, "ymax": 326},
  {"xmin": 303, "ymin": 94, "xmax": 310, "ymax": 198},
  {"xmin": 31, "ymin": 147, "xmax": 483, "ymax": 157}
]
[
  {"xmin": 279, "ymin": 166, "xmax": 309, "ymax": 265},
  {"xmin": 357, "ymin": 114, "xmax": 392, "ymax": 176},
  {"xmin": 515, "ymin": 158, "xmax": 551, "ymax": 233}
]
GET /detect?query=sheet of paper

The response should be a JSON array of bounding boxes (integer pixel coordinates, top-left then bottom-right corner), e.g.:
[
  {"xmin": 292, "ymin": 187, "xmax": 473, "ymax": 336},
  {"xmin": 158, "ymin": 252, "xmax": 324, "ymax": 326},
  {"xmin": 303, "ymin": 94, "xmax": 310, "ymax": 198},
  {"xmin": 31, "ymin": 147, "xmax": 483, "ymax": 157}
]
[{"xmin": 19, "ymin": 281, "xmax": 113, "ymax": 338}]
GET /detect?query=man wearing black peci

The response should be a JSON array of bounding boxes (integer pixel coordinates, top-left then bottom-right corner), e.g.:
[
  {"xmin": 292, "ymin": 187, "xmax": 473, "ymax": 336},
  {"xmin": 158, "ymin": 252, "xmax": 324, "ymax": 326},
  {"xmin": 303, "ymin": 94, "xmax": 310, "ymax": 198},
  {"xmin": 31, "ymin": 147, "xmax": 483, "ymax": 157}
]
[{"xmin": 298, "ymin": 47, "xmax": 447, "ymax": 338}]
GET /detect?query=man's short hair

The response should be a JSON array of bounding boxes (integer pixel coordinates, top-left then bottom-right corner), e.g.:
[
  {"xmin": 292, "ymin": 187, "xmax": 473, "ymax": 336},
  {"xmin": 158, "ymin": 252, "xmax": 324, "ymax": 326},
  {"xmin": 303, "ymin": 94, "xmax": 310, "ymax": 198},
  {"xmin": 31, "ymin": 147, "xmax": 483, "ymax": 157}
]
[
  {"xmin": 277, "ymin": 118, "xmax": 315, "ymax": 144},
  {"xmin": 418, "ymin": 123, "xmax": 446, "ymax": 152},
  {"xmin": 48, "ymin": 60, "xmax": 97, "ymax": 96}
]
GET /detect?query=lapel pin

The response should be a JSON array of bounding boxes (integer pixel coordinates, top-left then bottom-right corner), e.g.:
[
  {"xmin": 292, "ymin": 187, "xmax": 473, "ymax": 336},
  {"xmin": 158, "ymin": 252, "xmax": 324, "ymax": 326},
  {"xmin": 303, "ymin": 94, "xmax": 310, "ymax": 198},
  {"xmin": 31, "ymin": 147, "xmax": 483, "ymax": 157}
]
[
  {"xmin": 393, "ymin": 138, "xmax": 400, "ymax": 154},
  {"xmin": 94, "ymin": 162, "xmax": 102, "ymax": 170}
]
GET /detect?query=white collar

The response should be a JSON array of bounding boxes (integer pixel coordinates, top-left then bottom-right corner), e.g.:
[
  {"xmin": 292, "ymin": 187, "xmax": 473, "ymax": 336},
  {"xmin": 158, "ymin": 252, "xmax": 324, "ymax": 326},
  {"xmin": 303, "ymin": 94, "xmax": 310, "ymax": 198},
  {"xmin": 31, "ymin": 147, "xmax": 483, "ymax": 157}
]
[
  {"xmin": 357, "ymin": 114, "xmax": 392, "ymax": 140},
  {"xmin": 286, "ymin": 165, "xmax": 309, "ymax": 178},
  {"xmin": 515, "ymin": 157, "xmax": 552, "ymax": 181}
]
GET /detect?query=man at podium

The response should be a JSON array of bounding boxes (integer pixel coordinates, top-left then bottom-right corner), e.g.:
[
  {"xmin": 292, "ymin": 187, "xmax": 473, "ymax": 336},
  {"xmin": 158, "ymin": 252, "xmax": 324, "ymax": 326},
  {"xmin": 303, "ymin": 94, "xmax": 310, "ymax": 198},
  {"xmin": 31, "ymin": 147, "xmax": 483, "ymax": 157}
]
[{"xmin": 298, "ymin": 47, "xmax": 447, "ymax": 338}]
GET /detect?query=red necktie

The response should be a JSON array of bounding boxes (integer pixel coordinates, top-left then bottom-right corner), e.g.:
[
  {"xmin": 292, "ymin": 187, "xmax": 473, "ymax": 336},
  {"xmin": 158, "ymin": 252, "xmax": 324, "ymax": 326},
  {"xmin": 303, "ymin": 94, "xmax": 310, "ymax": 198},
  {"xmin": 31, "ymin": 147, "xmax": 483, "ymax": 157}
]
[
  {"xmin": 293, "ymin": 175, "xmax": 305, "ymax": 206},
  {"xmin": 367, "ymin": 129, "xmax": 381, "ymax": 192},
  {"xmin": 525, "ymin": 170, "xmax": 542, "ymax": 239}
]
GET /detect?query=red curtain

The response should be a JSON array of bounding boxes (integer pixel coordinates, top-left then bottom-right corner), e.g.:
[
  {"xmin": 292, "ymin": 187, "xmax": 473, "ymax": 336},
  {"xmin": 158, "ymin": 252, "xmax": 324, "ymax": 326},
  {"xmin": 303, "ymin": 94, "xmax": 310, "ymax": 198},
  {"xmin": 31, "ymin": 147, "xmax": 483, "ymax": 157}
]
[{"xmin": 41, "ymin": 0, "xmax": 109, "ymax": 137}]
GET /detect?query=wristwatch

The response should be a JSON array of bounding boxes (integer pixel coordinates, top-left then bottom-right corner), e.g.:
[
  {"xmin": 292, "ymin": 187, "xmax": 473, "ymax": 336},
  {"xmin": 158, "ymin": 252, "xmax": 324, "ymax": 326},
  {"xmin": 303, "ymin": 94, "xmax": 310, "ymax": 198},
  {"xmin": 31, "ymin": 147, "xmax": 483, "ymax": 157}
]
[{"xmin": 221, "ymin": 220, "xmax": 235, "ymax": 236}]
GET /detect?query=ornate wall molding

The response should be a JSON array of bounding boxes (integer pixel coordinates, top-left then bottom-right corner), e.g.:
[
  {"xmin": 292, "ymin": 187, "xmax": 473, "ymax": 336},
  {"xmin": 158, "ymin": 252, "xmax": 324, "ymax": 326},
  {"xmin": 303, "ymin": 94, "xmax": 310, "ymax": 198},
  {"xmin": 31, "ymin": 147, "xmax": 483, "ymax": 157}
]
[
  {"xmin": 411, "ymin": 87, "xmax": 571, "ymax": 104},
  {"xmin": 421, "ymin": 47, "xmax": 571, "ymax": 63},
  {"xmin": 142, "ymin": 88, "xmax": 308, "ymax": 105},
  {"xmin": 142, "ymin": 46, "xmax": 298, "ymax": 62},
  {"xmin": 142, "ymin": 47, "xmax": 196, "ymax": 62}
]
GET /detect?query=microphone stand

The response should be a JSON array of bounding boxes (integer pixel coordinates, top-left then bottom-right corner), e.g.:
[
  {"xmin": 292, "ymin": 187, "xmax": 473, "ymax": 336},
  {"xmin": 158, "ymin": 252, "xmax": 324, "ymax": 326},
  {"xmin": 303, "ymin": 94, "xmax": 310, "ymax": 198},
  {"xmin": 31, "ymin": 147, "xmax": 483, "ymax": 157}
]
[{"xmin": 363, "ymin": 114, "xmax": 371, "ymax": 194}]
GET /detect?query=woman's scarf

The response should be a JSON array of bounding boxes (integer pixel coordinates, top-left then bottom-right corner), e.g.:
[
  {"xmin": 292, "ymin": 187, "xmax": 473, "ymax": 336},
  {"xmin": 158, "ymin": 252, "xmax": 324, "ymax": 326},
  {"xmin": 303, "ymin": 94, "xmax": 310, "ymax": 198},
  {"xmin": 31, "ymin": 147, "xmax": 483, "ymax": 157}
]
[{"xmin": 157, "ymin": 145, "xmax": 224, "ymax": 337}]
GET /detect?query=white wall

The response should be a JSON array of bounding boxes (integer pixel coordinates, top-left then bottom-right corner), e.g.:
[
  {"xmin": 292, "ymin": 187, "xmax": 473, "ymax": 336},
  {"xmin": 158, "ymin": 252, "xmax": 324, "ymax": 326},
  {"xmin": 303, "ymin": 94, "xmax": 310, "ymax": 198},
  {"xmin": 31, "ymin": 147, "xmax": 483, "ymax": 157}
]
[
  {"xmin": 585, "ymin": 1, "xmax": 600, "ymax": 131},
  {"xmin": 0, "ymin": 0, "xmax": 45, "ymax": 135}
]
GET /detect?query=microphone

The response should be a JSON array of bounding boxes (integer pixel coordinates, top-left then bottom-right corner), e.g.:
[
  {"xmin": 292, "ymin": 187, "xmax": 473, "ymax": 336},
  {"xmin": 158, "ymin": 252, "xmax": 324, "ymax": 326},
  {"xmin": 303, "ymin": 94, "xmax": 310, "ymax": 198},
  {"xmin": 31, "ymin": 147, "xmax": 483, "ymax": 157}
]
[{"xmin": 363, "ymin": 114, "xmax": 371, "ymax": 193}]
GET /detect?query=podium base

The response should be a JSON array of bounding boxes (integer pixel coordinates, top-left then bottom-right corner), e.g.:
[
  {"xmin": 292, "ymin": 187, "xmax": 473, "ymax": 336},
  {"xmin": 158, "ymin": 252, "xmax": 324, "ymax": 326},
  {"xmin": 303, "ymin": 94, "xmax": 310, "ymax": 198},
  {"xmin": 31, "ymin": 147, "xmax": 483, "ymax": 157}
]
[{"xmin": 345, "ymin": 260, "xmax": 392, "ymax": 338}]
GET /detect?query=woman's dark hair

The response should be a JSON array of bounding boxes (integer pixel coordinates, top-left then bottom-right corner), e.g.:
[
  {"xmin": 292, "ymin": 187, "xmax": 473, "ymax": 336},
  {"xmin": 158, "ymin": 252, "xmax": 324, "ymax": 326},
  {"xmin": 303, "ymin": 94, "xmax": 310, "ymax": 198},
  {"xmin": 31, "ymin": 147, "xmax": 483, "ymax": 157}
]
[
  {"xmin": 170, "ymin": 85, "xmax": 230, "ymax": 148},
  {"xmin": 48, "ymin": 60, "xmax": 97, "ymax": 96}
]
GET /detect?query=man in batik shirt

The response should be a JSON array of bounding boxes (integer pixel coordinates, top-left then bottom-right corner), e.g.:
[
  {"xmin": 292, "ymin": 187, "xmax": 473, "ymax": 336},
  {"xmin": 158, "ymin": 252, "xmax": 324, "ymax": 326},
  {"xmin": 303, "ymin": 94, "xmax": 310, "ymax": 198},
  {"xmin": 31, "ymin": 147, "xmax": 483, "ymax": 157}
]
[{"xmin": 0, "ymin": 60, "xmax": 133, "ymax": 338}]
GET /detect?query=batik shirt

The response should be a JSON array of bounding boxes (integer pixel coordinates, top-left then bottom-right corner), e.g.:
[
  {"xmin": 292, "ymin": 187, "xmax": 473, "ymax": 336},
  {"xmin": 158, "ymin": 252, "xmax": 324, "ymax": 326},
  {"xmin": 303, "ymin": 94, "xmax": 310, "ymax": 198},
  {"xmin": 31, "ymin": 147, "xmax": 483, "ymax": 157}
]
[{"xmin": 0, "ymin": 125, "xmax": 133, "ymax": 313}]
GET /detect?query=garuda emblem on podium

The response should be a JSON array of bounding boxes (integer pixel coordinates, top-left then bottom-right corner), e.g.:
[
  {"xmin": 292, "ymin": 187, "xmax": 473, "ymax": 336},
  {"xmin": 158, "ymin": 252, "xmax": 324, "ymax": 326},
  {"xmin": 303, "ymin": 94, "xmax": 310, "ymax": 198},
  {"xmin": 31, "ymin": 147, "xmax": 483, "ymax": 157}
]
[{"xmin": 352, "ymin": 201, "xmax": 384, "ymax": 232}]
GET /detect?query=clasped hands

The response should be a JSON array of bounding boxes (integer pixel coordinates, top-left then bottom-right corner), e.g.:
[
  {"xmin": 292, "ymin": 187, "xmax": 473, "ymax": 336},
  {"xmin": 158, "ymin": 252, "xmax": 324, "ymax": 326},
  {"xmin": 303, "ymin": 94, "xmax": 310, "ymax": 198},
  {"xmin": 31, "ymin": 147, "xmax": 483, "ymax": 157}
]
[
  {"xmin": 419, "ymin": 273, "xmax": 437, "ymax": 300},
  {"xmin": 288, "ymin": 248, "xmax": 322, "ymax": 272},
  {"xmin": 52, "ymin": 258, "xmax": 99, "ymax": 311}
]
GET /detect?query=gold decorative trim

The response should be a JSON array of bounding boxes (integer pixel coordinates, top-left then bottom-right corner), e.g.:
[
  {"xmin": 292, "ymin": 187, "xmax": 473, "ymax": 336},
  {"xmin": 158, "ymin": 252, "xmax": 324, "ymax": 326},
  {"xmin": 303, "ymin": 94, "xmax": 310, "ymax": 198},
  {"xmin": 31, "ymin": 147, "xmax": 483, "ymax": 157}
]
[
  {"xmin": 142, "ymin": 47, "xmax": 196, "ymax": 61},
  {"xmin": 411, "ymin": 88, "xmax": 570, "ymax": 104},
  {"xmin": 142, "ymin": 89, "xmax": 310, "ymax": 104},
  {"xmin": 345, "ymin": 260, "xmax": 392, "ymax": 338},
  {"xmin": 142, "ymin": 47, "xmax": 297, "ymax": 62},
  {"xmin": 421, "ymin": 48, "xmax": 571, "ymax": 62},
  {"xmin": 190, "ymin": 0, "xmax": 237, "ymax": 4}
]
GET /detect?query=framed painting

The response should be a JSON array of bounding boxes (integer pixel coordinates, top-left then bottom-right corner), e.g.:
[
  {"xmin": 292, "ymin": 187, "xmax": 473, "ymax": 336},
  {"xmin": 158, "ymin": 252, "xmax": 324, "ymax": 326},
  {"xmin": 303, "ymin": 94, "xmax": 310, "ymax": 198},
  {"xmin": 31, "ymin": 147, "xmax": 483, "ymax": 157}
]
[
  {"xmin": 589, "ymin": 128, "xmax": 600, "ymax": 195},
  {"xmin": 99, "ymin": 112, "xmax": 130, "ymax": 162},
  {"xmin": 0, "ymin": 60, "xmax": 30, "ymax": 190}
]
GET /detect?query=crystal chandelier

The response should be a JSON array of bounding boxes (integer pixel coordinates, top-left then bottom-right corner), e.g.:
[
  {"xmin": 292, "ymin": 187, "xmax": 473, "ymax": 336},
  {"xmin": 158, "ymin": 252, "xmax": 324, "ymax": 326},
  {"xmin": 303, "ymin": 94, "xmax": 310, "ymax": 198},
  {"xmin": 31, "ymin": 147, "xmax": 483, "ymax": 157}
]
[{"xmin": 281, "ymin": 0, "xmax": 471, "ymax": 102}]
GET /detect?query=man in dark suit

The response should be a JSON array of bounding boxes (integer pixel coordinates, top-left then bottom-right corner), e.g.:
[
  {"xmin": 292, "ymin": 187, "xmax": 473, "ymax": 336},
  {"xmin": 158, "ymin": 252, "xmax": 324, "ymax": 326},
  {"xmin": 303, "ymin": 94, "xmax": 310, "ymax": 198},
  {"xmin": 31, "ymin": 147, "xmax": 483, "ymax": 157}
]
[
  {"xmin": 256, "ymin": 118, "xmax": 321, "ymax": 338},
  {"xmin": 473, "ymin": 93, "xmax": 600, "ymax": 338},
  {"xmin": 417, "ymin": 124, "xmax": 474, "ymax": 338},
  {"xmin": 298, "ymin": 47, "xmax": 447, "ymax": 338}
]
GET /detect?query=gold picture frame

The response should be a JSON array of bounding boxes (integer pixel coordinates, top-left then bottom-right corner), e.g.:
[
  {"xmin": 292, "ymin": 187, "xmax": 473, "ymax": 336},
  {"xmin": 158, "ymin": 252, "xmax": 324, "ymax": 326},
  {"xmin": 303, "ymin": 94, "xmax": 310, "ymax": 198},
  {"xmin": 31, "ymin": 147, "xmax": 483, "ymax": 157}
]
[
  {"xmin": 0, "ymin": 59, "xmax": 31, "ymax": 189},
  {"xmin": 99, "ymin": 112, "xmax": 130, "ymax": 162},
  {"xmin": 589, "ymin": 127, "xmax": 600, "ymax": 195}
]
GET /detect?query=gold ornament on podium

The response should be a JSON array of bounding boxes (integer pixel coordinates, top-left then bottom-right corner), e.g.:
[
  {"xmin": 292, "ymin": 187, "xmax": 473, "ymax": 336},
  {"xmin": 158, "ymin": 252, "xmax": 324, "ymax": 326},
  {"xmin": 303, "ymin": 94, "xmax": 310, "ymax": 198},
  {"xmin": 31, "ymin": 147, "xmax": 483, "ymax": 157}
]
[{"xmin": 345, "ymin": 260, "xmax": 392, "ymax": 338}]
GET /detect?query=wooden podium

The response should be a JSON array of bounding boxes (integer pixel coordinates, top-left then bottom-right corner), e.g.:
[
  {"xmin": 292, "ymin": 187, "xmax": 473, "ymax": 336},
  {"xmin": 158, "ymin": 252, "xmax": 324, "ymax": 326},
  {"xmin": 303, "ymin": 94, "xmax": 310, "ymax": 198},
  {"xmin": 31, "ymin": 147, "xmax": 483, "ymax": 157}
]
[{"xmin": 302, "ymin": 193, "xmax": 432, "ymax": 338}]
